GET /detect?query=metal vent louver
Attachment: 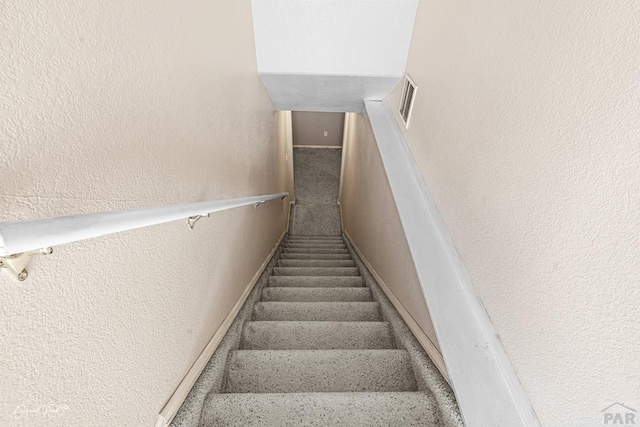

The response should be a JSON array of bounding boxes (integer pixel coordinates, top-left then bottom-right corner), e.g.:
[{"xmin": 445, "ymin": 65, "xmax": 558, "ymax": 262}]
[{"xmin": 399, "ymin": 74, "xmax": 417, "ymax": 128}]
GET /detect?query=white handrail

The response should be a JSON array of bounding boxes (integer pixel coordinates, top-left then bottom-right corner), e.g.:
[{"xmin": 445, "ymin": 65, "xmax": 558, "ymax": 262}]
[{"xmin": 0, "ymin": 192, "xmax": 289, "ymax": 257}]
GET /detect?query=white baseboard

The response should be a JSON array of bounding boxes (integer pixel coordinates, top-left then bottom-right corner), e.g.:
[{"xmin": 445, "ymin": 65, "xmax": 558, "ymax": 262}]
[
  {"xmin": 343, "ymin": 230, "xmax": 450, "ymax": 383},
  {"xmin": 155, "ymin": 230, "xmax": 286, "ymax": 427}
]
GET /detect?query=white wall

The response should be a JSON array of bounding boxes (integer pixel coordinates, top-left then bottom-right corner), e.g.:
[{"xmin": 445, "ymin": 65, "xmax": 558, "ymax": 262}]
[
  {"xmin": 292, "ymin": 112, "xmax": 345, "ymax": 147},
  {"xmin": 387, "ymin": 0, "xmax": 640, "ymax": 425},
  {"xmin": 0, "ymin": 0, "xmax": 288, "ymax": 426},
  {"xmin": 280, "ymin": 111, "xmax": 296, "ymax": 202},
  {"xmin": 340, "ymin": 112, "xmax": 443, "ymax": 363}
]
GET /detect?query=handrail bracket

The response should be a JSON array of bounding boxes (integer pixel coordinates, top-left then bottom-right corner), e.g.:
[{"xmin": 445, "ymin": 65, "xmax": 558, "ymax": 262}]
[
  {"xmin": 187, "ymin": 213, "xmax": 210, "ymax": 230},
  {"xmin": 0, "ymin": 247, "xmax": 53, "ymax": 281}
]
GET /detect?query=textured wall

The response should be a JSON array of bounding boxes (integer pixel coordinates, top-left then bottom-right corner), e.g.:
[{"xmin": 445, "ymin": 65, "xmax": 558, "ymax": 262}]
[
  {"xmin": 387, "ymin": 0, "xmax": 640, "ymax": 425},
  {"xmin": 340, "ymin": 112, "xmax": 441, "ymax": 354},
  {"xmin": 292, "ymin": 112, "xmax": 344, "ymax": 147},
  {"xmin": 0, "ymin": 0, "xmax": 288, "ymax": 426}
]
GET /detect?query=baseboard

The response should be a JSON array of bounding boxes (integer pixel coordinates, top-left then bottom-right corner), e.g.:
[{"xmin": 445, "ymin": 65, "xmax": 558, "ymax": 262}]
[
  {"xmin": 155, "ymin": 229, "xmax": 287, "ymax": 427},
  {"xmin": 292, "ymin": 145, "xmax": 342, "ymax": 149},
  {"xmin": 343, "ymin": 229, "xmax": 450, "ymax": 383}
]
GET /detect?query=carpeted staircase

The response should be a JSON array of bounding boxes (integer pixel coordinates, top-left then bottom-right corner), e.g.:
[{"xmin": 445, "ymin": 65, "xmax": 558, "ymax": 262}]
[
  {"xmin": 199, "ymin": 234, "xmax": 441, "ymax": 426},
  {"xmin": 171, "ymin": 148, "xmax": 461, "ymax": 427}
]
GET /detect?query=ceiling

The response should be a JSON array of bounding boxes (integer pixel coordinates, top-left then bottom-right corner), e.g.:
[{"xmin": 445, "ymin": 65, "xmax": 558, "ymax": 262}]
[{"xmin": 252, "ymin": 0, "xmax": 418, "ymax": 112}]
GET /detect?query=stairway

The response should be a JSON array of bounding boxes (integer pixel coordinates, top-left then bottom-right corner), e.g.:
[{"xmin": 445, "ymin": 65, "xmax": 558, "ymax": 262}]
[{"xmin": 199, "ymin": 235, "xmax": 440, "ymax": 426}]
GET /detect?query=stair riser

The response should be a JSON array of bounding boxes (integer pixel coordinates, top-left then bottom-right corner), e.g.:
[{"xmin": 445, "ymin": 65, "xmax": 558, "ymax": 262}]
[
  {"xmin": 288, "ymin": 236, "xmax": 343, "ymax": 240},
  {"xmin": 287, "ymin": 239, "xmax": 344, "ymax": 245},
  {"xmin": 283, "ymin": 248, "xmax": 349, "ymax": 254},
  {"xmin": 285, "ymin": 240, "xmax": 345, "ymax": 246},
  {"xmin": 272, "ymin": 267, "xmax": 359, "ymax": 276},
  {"xmin": 277, "ymin": 260, "xmax": 355, "ymax": 268},
  {"xmin": 268, "ymin": 276, "xmax": 364, "ymax": 288},
  {"xmin": 223, "ymin": 350, "xmax": 417, "ymax": 393},
  {"xmin": 262, "ymin": 287, "xmax": 371, "ymax": 302},
  {"xmin": 241, "ymin": 321, "xmax": 394, "ymax": 350},
  {"xmin": 279, "ymin": 253, "xmax": 352, "ymax": 260},
  {"xmin": 287, "ymin": 237, "xmax": 345, "ymax": 241},
  {"xmin": 252, "ymin": 302, "xmax": 382, "ymax": 321},
  {"xmin": 201, "ymin": 392, "xmax": 437, "ymax": 427},
  {"xmin": 285, "ymin": 245, "xmax": 347, "ymax": 251}
]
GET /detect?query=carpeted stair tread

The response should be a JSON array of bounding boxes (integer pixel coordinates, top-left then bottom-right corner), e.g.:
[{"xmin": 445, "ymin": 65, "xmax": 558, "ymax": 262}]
[
  {"xmin": 241, "ymin": 321, "xmax": 395, "ymax": 350},
  {"xmin": 283, "ymin": 247, "xmax": 350, "ymax": 254},
  {"xmin": 223, "ymin": 350, "xmax": 417, "ymax": 393},
  {"xmin": 285, "ymin": 246, "xmax": 347, "ymax": 252},
  {"xmin": 287, "ymin": 234, "xmax": 342, "ymax": 240},
  {"xmin": 200, "ymin": 392, "xmax": 438, "ymax": 427},
  {"xmin": 287, "ymin": 239, "xmax": 345, "ymax": 245},
  {"xmin": 286, "ymin": 239, "xmax": 345, "ymax": 244},
  {"xmin": 285, "ymin": 242, "xmax": 347, "ymax": 248},
  {"xmin": 279, "ymin": 253, "xmax": 353, "ymax": 260},
  {"xmin": 262, "ymin": 287, "xmax": 371, "ymax": 302},
  {"xmin": 272, "ymin": 267, "xmax": 359, "ymax": 276},
  {"xmin": 277, "ymin": 259, "xmax": 355, "ymax": 268},
  {"xmin": 252, "ymin": 301, "xmax": 381, "ymax": 321},
  {"xmin": 288, "ymin": 235, "xmax": 344, "ymax": 239},
  {"xmin": 268, "ymin": 276, "xmax": 364, "ymax": 288},
  {"xmin": 284, "ymin": 247, "xmax": 349, "ymax": 253}
]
